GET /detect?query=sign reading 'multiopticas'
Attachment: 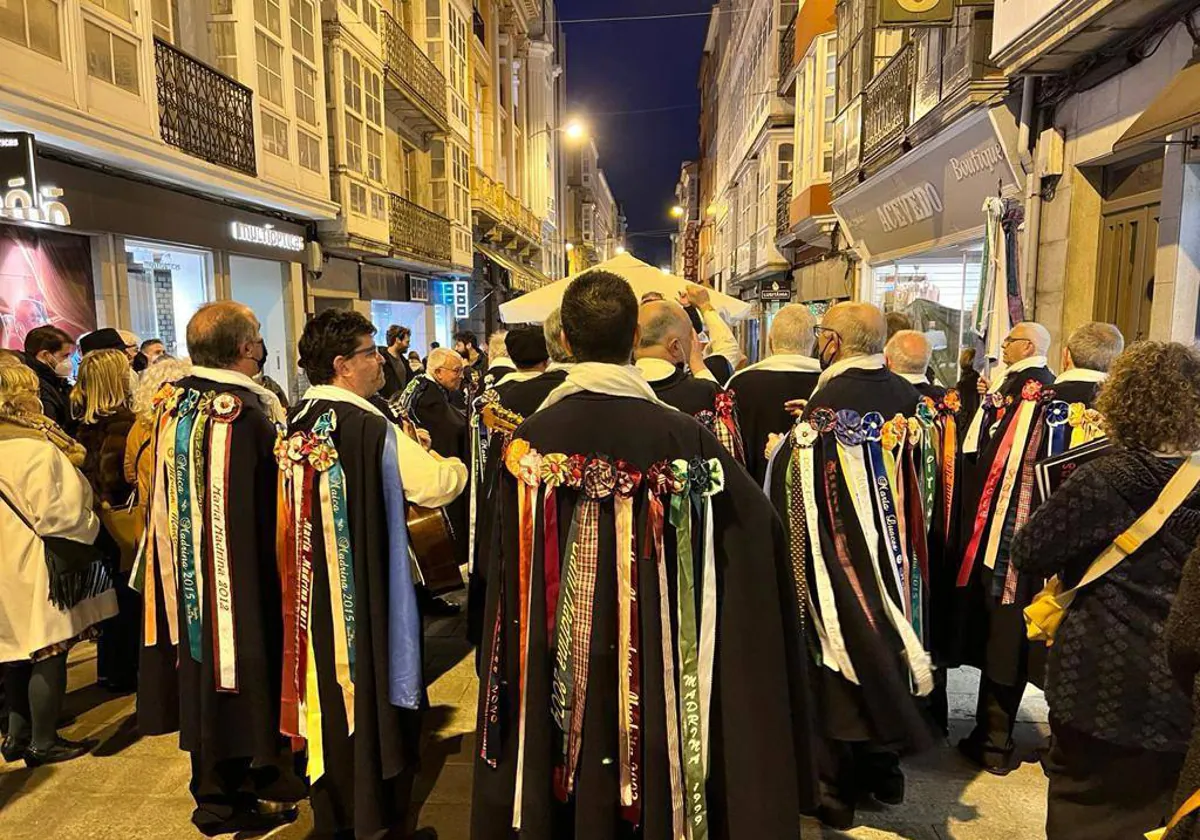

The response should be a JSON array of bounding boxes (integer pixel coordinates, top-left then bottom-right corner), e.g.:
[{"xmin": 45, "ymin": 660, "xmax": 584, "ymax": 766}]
[{"xmin": 230, "ymin": 221, "xmax": 305, "ymax": 252}]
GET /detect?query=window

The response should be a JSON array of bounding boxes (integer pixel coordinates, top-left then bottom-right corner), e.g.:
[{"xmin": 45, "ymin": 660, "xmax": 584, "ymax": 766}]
[
  {"xmin": 425, "ymin": 0, "xmax": 442, "ymax": 69},
  {"xmin": 254, "ymin": 0, "xmax": 281, "ymax": 36},
  {"xmin": 349, "ymin": 183, "xmax": 367, "ymax": 215},
  {"xmin": 0, "ymin": 0, "xmax": 62, "ymax": 59},
  {"xmin": 366, "ymin": 128, "xmax": 382, "ymax": 181},
  {"xmin": 210, "ymin": 20, "xmax": 237, "ymax": 78},
  {"xmin": 364, "ymin": 68, "xmax": 381, "ymax": 125},
  {"xmin": 362, "ymin": 0, "xmax": 378, "ymax": 31},
  {"xmin": 84, "ymin": 21, "xmax": 138, "ymax": 93},
  {"xmin": 340, "ymin": 0, "xmax": 357, "ymax": 15},
  {"xmin": 262, "ymin": 108, "xmax": 289, "ymax": 158},
  {"xmin": 447, "ymin": 6, "xmax": 469, "ymax": 125},
  {"xmin": 452, "ymin": 143, "xmax": 470, "ymax": 227},
  {"xmin": 370, "ymin": 191, "xmax": 386, "ymax": 221},
  {"xmin": 344, "ymin": 113, "xmax": 363, "ymax": 172},
  {"xmin": 298, "ymin": 130, "xmax": 321, "ymax": 171},
  {"xmin": 343, "ymin": 51, "xmax": 362, "ymax": 111},
  {"xmin": 150, "ymin": 0, "xmax": 173, "ymax": 41},
  {"xmin": 294, "ymin": 58, "xmax": 317, "ymax": 125},
  {"xmin": 85, "ymin": 0, "xmax": 131, "ymax": 23},
  {"xmin": 289, "ymin": 0, "xmax": 316, "ymax": 61},
  {"xmin": 255, "ymin": 30, "xmax": 284, "ymax": 107}
]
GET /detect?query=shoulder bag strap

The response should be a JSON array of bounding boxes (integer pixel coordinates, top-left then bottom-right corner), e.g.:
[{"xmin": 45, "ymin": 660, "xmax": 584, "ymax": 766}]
[
  {"xmin": 1063, "ymin": 451, "xmax": 1200, "ymax": 599},
  {"xmin": 0, "ymin": 483, "xmax": 39, "ymax": 536}
]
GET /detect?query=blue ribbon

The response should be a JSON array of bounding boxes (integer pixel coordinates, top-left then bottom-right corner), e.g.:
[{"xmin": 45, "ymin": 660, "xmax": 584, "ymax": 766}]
[
  {"xmin": 174, "ymin": 390, "xmax": 202, "ymax": 663},
  {"xmin": 863, "ymin": 425, "xmax": 907, "ymax": 608},
  {"xmin": 1045, "ymin": 400, "xmax": 1070, "ymax": 456},
  {"xmin": 381, "ymin": 428, "xmax": 423, "ymax": 710}
]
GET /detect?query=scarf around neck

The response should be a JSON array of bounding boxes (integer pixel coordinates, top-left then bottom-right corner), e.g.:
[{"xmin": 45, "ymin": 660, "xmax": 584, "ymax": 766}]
[
  {"xmin": 191, "ymin": 365, "xmax": 287, "ymax": 425},
  {"xmin": 814, "ymin": 353, "xmax": 887, "ymax": 393},
  {"xmin": 1054, "ymin": 367, "xmax": 1107, "ymax": 385},
  {"xmin": 727, "ymin": 352, "xmax": 821, "ymax": 385},
  {"xmin": 538, "ymin": 362, "xmax": 677, "ymax": 413},
  {"xmin": 0, "ymin": 413, "xmax": 86, "ymax": 466}
]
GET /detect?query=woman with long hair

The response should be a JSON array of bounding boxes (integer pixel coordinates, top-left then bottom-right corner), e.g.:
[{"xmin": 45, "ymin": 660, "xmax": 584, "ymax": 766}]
[
  {"xmin": 1012, "ymin": 341, "xmax": 1200, "ymax": 839},
  {"xmin": 71, "ymin": 349, "xmax": 138, "ymax": 693},
  {"xmin": 0, "ymin": 354, "xmax": 115, "ymax": 765}
]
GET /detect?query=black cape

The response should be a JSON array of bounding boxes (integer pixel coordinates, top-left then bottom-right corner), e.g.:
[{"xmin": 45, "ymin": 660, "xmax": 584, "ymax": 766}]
[
  {"xmin": 952, "ymin": 364, "xmax": 1056, "ymax": 684},
  {"xmin": 648, "ymin": 366, "xmax": 721, "ymax": 416},
  {"xmin": 284, "ymin": 399, "xmax": 423, "ymax": 838},
  {"xmin": 768, "ymin": 366, "xmax": 932, "ymax": 749},
  {"xmin": 727, "ymin": 367, "xmax": 819, "ymax": 484},
  {"xmin": 913, "ymin": 381, "xmax": 946, "ymax": 403},
  {"xmin": 498, "ymin": 369, "xmax": 569, "ymax": 419},
  {"xmin": 472, "ymin": 393, "xmax": 817, "ymax": 840},
  {"xmin": 704, "ymin": 355, "xmax": 734, "ymax": 386},
  {"xmin": 137, "ymin": 377, "xmax": 288, "ymax": 770}
]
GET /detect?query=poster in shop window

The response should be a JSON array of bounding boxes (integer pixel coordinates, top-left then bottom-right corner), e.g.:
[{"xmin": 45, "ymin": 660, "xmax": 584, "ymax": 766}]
[{"xmin": 0, "ymin": 226, "xmax": 97, "ymax": 351}]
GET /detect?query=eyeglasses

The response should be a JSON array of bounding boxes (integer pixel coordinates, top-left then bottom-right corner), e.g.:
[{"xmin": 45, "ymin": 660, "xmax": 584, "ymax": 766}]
[
  {"xmin": 813, "ymin": 325, "xmax": 840, "ymax": 339},
  {"xmin": 344, "ymin": 345, "xmax": 380, "ymax": 361},
  {"xmin": 1001, "ymin": 336, "xmax": 1032, "ymax": 348}
]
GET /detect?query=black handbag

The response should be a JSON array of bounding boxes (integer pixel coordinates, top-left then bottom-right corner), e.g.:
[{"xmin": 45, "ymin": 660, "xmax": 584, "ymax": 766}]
[{"xmin": 0, "ymin": 485, "xmax": 113, "ymax": 610}]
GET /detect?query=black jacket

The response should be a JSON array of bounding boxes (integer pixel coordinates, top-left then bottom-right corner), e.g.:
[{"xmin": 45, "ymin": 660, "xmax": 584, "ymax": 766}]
[
  {"xmin": 1012, "ymin": 449, "xmax": 1200, "ymax": 752},
  {"xmin": 28, "ymin": 356, "xmax": 74, "ymax": 434},
  {"xmin": 649, "ymin": 365, "xmax": 720, "ymax": 416},
  {"xmin": 379, "ymin": 348, "xmax": 413, "ymax": 400},
  {"xmin": 1167, "ymin": 545, "xmax": 1200, "ymax": 839}
]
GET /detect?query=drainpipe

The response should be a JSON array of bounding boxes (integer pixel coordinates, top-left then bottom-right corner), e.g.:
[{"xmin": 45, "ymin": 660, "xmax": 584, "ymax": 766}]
[{"xmin": 1017, "ymin": 76, "xmax": 1041, "ymax": 320}]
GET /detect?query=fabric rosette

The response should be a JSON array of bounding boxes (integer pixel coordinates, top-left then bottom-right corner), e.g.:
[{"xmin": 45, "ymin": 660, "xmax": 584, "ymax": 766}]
[
  {"xmin": 273, "ymin": 433, "xmax": 292, "ymax": 469},
  {"xmin": 1066, "ymin": 402, "xmax": 1086, "ymax": 427},
  {"xmin": 984, "ymin": 392, "xmax": 1006, "ymax": 410},
  {"xmin": 1020, "ymin": 380, "xmax": 1044, "ymax": 402},
  {"xmin": 517, "ymin": 449, "xmax": 543, "ymax": 487},
  {"xmin": 713, "ymin": 390, "xmax": 735, "ymax": 417},
  {"xmin": 287, "ymin": 432, "xmax": 313, "ymax": 463},
  {"xmin": 540, "ymin": 453, "xmax": 571, "ymax": 488},
  {"xmin": 810, "ymin": 406, "xmax": 838, "ymax": 434},
  {"xmin": 668, "ymin": 459, "xmax": 691, "ymax": 495},
  {"xmin": 880, "ymin": 417, "xmax": 901, "ymax": 450},
  {"xmin": 505, "ymin": 438, "xmax": 532, "ymax": 479},
  {"xmin": 176, "ymin": 388, "xmax": 200, "ymax": 418},
  {"xmin": 916, "ymin": 397, "xmax": 937, "ymax": 424},
  {"xmin": 645, "ymin": 461, "xmax": 675, "ymax": 497},
  {"xmin": 1045, "ymin": 400, "xmax": 1071, "ymax": 427},
  {"xmin": 307, "ymin": 441, "xmax": 338, "ymax": 472},
  {"xmin": 152, "ymin": 383, "xmax": 181, "ymax": 412},
  {"xmin": 835, "ymin": 410, "xmax": 865, "ymax": 446},
  {"xmin": 793, "ymin": 420, "xmax": 819, "ymax": 449},
  {"xmin": 312, "ymin": 409, "xmax": 337, "ymax": 440},
  {"xmin": 860, "ymin": 412, "xmax": 885, "ymax": 443},
  {"xmin": 209, "ymin": 392, "xmax": 243, "ymax": 423},
  {"xmin": 906, "ymin": 416, "xmax": 922, "ymax": 446},
  {"xmin": 565, "ymin": 454, "xmax": 588, "ymax": 488},
  {"xmin": 942, "ymin": 389, "xmax": 962, "ymax": 414},
  {"xmin": 614, "ymin": 460, "xmax": 643, "ymax": 498},
  {"xmin": 687, "ymin": 457, "xmax": 724, "ymax": 498},
  {"xmin": 582, "ymin": 457, "xmax": 617, "ymax": 500},
  {"xmin": 694, "ymin": 410, "xmax": 717, "ymax": 433}
]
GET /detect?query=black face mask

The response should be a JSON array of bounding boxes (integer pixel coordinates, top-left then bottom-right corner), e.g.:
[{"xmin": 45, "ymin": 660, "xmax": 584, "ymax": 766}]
[
  {"xmin": 818, "ymin": 334, "xmax": 840, "ymax": 370},
  {"xmin": 255, "ymin": 340, "xmax": 268, "ymax": 373}
]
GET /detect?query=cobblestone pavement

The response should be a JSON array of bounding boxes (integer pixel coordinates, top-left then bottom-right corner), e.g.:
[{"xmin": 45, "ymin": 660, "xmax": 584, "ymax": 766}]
[{"xmin": 0, "ymin": 610, "xmax": 1051, "ymax": 839}]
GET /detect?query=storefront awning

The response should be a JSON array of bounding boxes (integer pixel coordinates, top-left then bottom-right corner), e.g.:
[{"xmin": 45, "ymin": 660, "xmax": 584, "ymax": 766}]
[
  {"xmin": 1114, "ymin": 59, "xmax": 1200, "ymax": 152},
  {"xmin": 475, "ymin": 244, "xmax": 548, "ymax": 293}
]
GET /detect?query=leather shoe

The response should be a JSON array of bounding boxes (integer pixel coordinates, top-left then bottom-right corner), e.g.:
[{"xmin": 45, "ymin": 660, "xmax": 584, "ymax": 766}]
[
  {"xmin": 871, "ymin": 772, "xmax": 905, "ymax": 805},
  {"xmin": 195, "ymin": 803, "xmax": 298, "ymax": 837},
  {"xmin": 24, "ymin": 736, "xmax": 94, "ymax": 767},
  {"xmin": 815, "ymin": 802, "xmax": 855, "ymax": 831},
  {"xmin": 957, "ymin": 736, "xmax": 1013, "ymax": 776},
  {"xmin": 1, "ymin": 734, "xmax": 29, "ymax": 763}
]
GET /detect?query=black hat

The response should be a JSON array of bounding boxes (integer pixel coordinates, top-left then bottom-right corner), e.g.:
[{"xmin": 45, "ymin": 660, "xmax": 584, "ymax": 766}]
[
  {"xmin": 505, "ymin": 325, "xmax": 549, "ymax": 369},
  {"xmin": 79, "ymin": 328, "xmax": 126, "ymax": 355}
]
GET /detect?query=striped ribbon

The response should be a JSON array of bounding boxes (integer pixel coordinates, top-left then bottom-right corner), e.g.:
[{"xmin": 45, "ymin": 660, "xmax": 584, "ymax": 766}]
[
  {"xmin": 941, "ymin": 414, "xmax": 958, "ymax": 542},
  {"xmin": 1000, "ymin": 414, "xmax": 1046, "ymax": 603},
  {"xmin": 550, "ymin": 501, "xmax": 583, "ymax": 795},
  {"xmin": 958, "ymin": 402, "xmax": 1024, "ymax": 587},
  {"xmin": 207, "ymin": 418, "xmax": 238, "ymax": 692},
  {"xmin": 565, "ymin": 499, "xmax": 600, "ymax": 797},
  {"xmin": 982, "ymin": 400, "xmax": 1037, "ymax": 572}
]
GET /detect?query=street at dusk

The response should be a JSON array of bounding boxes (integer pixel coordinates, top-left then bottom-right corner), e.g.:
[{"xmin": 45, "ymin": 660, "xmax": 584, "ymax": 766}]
[{"xmin": 2, "ymin": 0, "xmax": 1200, "ymax": 839}]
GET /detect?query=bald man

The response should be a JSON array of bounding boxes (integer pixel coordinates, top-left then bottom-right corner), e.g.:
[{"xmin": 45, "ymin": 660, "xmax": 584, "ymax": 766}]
[
  {"xmin": 1053, "ymin": 321, "xmax": 1123, "ymax": 406},
  {"xmin": 634, "ymin": 299, "xmax": 722, "ymax": 414},
  {"xmin": 769, "ymin": 301, "xmax": 931, "ymax": 829},
  {"xmin": 955, "ymin": 320, "xmax": 1057, "ymax": 776},
  {"xmin": 885, "ymin": 329, "xmax": 945, "ymax": 403},
  {"xmin": 137, "ymin": 301, "xmax": 303, "ymax": 834}
]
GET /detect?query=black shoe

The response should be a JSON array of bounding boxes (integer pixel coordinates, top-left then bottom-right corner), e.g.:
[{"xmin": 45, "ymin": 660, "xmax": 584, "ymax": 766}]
[
  {"xmin": 23, "ymin": 736, "xmax": 94, "ymax": 767},
  {"xmin": 194, "ymin": 803, "xmax": 299, "ymax": 837},
  {"xmin": 957, "ymin": 736, "xmax": 1013, "ymax": 776},
  {"xmin": 1, "ymin": 734, "xmax": 29, "ymax": 763},
  {"xmin": 423, "ymin": 597, "xmax": 462, "ymax": 617},
  {"xmin": 871, "ymin": 772, "xmax": 905, "ymax": 805},
  {"xmin": 816, "ymin": 802, "xmax": 855, "ymax": 831}
]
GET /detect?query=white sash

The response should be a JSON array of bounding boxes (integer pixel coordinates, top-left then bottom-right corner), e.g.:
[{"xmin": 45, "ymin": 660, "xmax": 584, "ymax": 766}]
[
  {"xmin": 982, "ymin": 400, "xmax": 1036, "ymax": 571},
  {"xmin": 208, "ymin": 420, "xmax": 238, "ymax": 691}
]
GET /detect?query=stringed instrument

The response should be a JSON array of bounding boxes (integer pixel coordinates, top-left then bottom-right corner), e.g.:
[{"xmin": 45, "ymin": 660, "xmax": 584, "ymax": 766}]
[{"xmin": 396, "ymin": 413, "xmax": 464, "ymax": 596}]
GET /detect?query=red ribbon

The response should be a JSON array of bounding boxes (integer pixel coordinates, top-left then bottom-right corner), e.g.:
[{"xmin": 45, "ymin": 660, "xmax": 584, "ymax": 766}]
[
  {"xmin": 957, "ymin": 406, "xmax": 1022, "ymax": 587},
  {"xmin": 823, "ymin": 455, "xmax": 876, "ymax": 630},
  {"xmin": 280, "ymin": 463, "xmax": 315, "ymax": 740},
  {"xmin": 543, "ymin": 488, "xmax": 561, "ymax": 640}
]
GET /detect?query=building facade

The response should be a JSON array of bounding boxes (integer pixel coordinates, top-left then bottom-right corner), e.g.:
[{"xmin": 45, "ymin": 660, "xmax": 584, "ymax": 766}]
[
  {"xmin": 564, "ymin": 137, "xmax": 626, "ymax": 274},
  {"xmin": 0, "ymin": 0, "xmax": 341, "ymax": 394}
]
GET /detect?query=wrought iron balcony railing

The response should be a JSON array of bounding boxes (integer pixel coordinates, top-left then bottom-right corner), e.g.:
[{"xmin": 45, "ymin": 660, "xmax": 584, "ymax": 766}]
[
  {"xmin": 154, "ymin": 37, "xmax": 256, "ymax": 176},
  {"xmin": 776, "ymin": 184, "xmax": 792, "ymax": 238},
  {"xmin": 471, "ymin": 168, "xmax": 540, "ymax": 243},
  {"xmin": 862, "ymin": 42, "xmax": 915, "ymax": 161},
  {"xmin": 389, "ymin": 193, "xmax": 451, "ymax": 266},
  {"xmin": 779, "ymin": 15, "xmax": 797, "ymax": 81},
  {"xmin": 382, "ymin": 12, "xmax": 448, "ymax": 124}
]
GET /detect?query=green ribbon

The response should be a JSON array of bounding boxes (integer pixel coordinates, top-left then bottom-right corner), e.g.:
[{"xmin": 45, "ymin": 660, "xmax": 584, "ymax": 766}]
[
  {"xmin": 327, "ymin": 461, "xmax": 357, "ymax": 679},
  {"xmin": 670, "ymin": 492, "xmax": 708, "ymax": 840},
  {"xmin": 174, "ymin": 393, "xmax": 202, "ymax": 663}
]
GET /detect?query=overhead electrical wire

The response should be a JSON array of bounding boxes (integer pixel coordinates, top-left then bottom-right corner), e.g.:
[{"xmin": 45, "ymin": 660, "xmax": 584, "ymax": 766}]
[{"xmin": 559, "ymin": 10, "xmax": 736, "ymax": 25}]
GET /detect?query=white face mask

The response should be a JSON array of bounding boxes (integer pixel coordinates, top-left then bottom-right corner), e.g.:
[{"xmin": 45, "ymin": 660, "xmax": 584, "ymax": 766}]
[{"xmin": 52, "ymin": 358, "xmax": 72, "ymax": 378}]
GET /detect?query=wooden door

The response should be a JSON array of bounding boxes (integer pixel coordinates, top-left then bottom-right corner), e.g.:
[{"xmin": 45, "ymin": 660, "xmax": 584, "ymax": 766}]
[{"xmin": 1095, "ymin": 202, "xmax": 1159, "ymax": 342}]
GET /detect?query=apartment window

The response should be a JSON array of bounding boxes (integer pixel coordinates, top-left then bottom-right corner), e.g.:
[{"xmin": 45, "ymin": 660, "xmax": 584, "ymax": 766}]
[
  {"xmin": 362, "ymin": 0, "xmax": 378, "ymax": 32},
  {"xmin": 364, "ymin": 68, "xmax": 381, "ymax": 125},
  {"xmin": 0, "ymin": 0, "xmax": 62, "ymax": 59},
  {"xmin": 452, "ymin": 142, "xmax": 470, "ymax": 227},
  {"xmin": 430, "ymin": 140, "xmax": 448, "ymax": 218},
  {"xmin": 581, "ymin": 205, "xmax": 593, "ymax": 240},
  {"xmin": 294, "ymin": 59, "xmax": 317, "ymax": 125},
  {"xmin": 255, "ymin": 31, "xmax": 284, "ymax": 107},
  {"xmin": 448, "ymin": 5, "xmax": 469, "ymax": 125},
  {"xmin": 84, "ymin": 21, "xmax": 138, "ymax": 94},
  {"xmin": 424, "ymin": 0, "xmax": 442, "ymax": 68},
  {"xmin": 262, "ymin": 108, "xmax": 289, "ymax": 158},
  {"xmin": 289, "ymin": 0, "xmax": 316, "ymax": 61},
  {"xmin": 349, "ymin": 183, "xmax": 367, "ymax": 215},
  {"xmin": 340, "ymin": 0, "xmax": 357, "ymax": 15},
  {"xmin": 874, "ymin": 28, "xmax": 904, "ymax": 75},
  {"xmin": 85, "ymin": 0, "xmax": 131, "ymax": 23},
  {"xmin": 343, "ymin": 51, "xmax": 362, "ymax": 111},
  {"xmin": 254, "ymin": 0, "xmax": 281, "ymax": 36},
  {"xmin": 210, "ymin": 20, "xmax": 237, "ymax": 78},
  {"xmin": 370, "ymin": 191, "xmax": 386, "ymax": 221},
  {"xmin": 150, "ymin": 0, "xmax": 174, "ymax": 41},
  {"xmin": 344, "ymin": 113, "xmax": 363, "ymax": 172},
  {"xmin": 366, "ymin": 128, "xmax": 382, "ymax": 182},
  {"xmin": 298, "ymin": 130, "xmax": 321, "ymax": 171}
]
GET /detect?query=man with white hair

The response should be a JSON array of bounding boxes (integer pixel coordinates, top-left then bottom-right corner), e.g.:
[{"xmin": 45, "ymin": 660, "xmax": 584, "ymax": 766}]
[
  {"xmin": 767, "ymin": 301, "xmax": 931, "ymax": 829},
  {"xmin": 1053, "ymin": 321, "xmax": 1123, "ymax": 405},
  {"xmin": 483, "ymin": 329, "xmax": 514, "ymax": 387},
  {"xmin": 955, "ymin": 320, "xmax": 1057, "ymax": 775},
  {"xmin": 727, "ymin": 303, "xmax": 821, "ymax": 482},
  {"xmin": 885, "ymin": 329, "xmax": 944, "ymax": 403}
]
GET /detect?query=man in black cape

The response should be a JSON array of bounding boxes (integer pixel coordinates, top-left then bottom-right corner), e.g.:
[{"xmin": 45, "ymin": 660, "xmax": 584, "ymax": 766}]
[
  {"xmin": 954, "ymin": 321, "xmax": 1057, "ymax": 774},
  {"xmin": 472, "ymin": 270, "xmax": 816, "ymax": 840},
  {"xmin": 499, "ymin": 309, "xmax": 572, "ymax": 414},
  {"xmin": 280, "ymin": 309, "xmax": 468, "ymax": 838},
  {"xmin": 492, "ymin": 325, "xmax": 550, "ymax": 417},
  {"xmin": 1050, "ymin": 321, "xmax": 1122, "ymax": 406},
  {"xmin": 725, "ymin": 303, "xmax": 821, "ymax": 484},
  {"xmin": 679, "ymin": 284, "xmax": 743, "ymax": 386},
  {"xmin": 484, "ymin": 330, "xmax": 516, "ymax": 387},
  {"xmin": 766, "ymin": 301, "xmax": 935, "ymax": 830},
  {"xmin": 886, "ymin": 330, "xmax": 945, "ymax": 403},
  {"xmin": 136, "ymin": 301, "xmax": 304, "ymax": 835},
  {"xmin": 634, "ymin": 299, "xmax": 745, "ymax": 461}
]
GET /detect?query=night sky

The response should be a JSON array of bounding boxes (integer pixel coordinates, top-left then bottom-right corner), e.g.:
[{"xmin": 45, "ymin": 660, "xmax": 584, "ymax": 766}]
[{"xmin": 558, "ymin": 1, "xmax": 713, "ymax": 267}]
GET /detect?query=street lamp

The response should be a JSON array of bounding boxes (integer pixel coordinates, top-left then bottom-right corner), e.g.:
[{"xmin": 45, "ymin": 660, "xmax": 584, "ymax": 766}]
[
  {"xmin": 565, "ymin": 242, "xmax": 574, "ymax": 252},
  {"xmin": 670, "ymin": 205, "xmax": 685, "ymax": 219},
  {"xmin": 615, "ymin": 245, "xmax": 626, "ymax": 254},
  {"xmin": 531, "ymin": 119, "xmax": 588, "ymax": 142},
  {"xmin": 660, "ymin": 265, "xmax": 672, "ymax": 274}
]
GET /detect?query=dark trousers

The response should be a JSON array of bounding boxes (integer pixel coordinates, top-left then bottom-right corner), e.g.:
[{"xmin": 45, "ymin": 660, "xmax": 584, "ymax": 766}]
[
  {"xmin": 309, "ymin": 761, "xmax": 417, "ymax": 840},
  {"xmin": 928, "ymin": 668, "xmax": 950, "ymax": 737},
  {"xmin": 1044, "ymin": 721, "xmax": 1183, "ymax": 840},
  {"xmin": 967, "ymin": 673, "xmax": 1026, "ymax": 765},
  {"xmin": 189, "ymin": 751, "xmax": 306, "ymax": 831},
  {"xmin": 97, "ymin": 571, "xmax": 140, "ymax": 690},
  {"xmin": 820, "ymin": 739, "xmax": 902, "ymax": 813}
]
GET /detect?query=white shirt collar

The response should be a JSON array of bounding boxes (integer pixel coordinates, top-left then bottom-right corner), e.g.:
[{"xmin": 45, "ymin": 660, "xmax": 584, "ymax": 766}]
[
  {"xmin": 191, "ymin": 365, "xmax": 286, "ymax": 425},
  {"xmin": 1054, "ymin": 367, "xmax": 1107, "ymax": 385},
  {"xmin": 634, "ymin": 356, "xmax": 680, "ymax": 384},
  {"xmin": 727, "ymin": 353, "xmax": 821, "ymax": 384},
  {"xmin": 897, "ymin": 371, "xmax": 929, "ymax": 386},
  {"xmin": 814, "ymin": 353, "xmax": 887, "ymax": 393}
]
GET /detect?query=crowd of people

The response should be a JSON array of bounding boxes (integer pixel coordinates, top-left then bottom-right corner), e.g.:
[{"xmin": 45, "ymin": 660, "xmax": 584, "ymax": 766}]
[{"xmin": 1, "ymin": 273, "xmax": 1200, "ymax": 840}]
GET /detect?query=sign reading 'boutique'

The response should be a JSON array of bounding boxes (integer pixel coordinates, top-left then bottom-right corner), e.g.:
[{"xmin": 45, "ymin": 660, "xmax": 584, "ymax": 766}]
[{"xmin": 832, "ymin": 109, "xmax": 1019, "ymax": 260}]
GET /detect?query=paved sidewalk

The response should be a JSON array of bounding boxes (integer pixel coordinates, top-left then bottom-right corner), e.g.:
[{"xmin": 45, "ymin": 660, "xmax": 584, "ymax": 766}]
[{"xmin": 0, "ymin": 614, "xmax": 1050, "ymax": 839}]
